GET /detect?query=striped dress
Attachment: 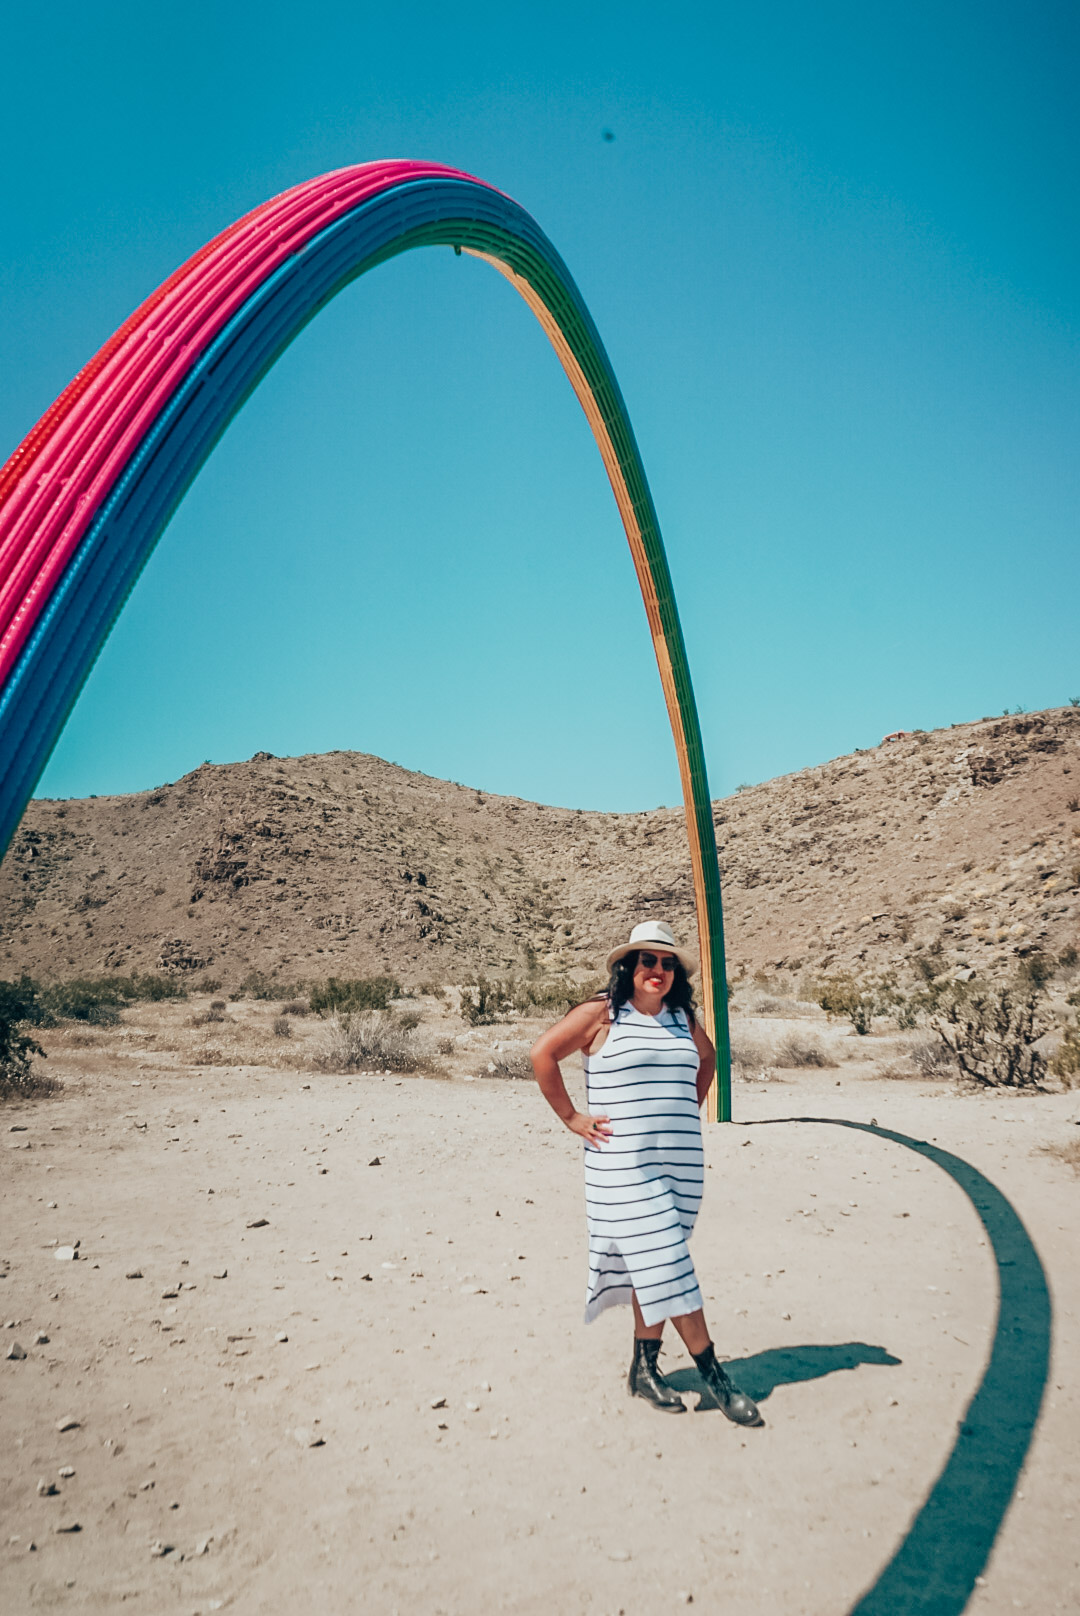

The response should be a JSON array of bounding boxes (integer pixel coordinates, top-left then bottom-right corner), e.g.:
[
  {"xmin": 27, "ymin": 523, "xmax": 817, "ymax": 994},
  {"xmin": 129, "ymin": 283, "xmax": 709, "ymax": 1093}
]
[{"xmin": 582, "ymin": 1001, "xmax": 705, "ymax": 1327}]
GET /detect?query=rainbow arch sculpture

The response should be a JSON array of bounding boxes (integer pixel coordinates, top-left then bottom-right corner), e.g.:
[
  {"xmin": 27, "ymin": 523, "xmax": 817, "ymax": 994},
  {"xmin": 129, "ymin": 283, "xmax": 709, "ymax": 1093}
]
[{"xmin": 0, "ymin": 160, "xmax": 733, "ymax": 1118}]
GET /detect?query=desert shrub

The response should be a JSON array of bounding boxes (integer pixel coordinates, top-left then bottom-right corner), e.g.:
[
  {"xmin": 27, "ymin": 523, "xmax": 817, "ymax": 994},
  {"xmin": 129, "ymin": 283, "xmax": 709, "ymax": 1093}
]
[
  {"xmin": 312, "ymin": 1011, "xmax": 439, "ymax": 1074},
  {"xmin": 909, "ymin": 1038, "xmax": 955, "ymax": 1077},
  {"xmin": 487, "ymin": 1048, "xmax": 534, "ymax": 1080},
  {"xmin": 774, "ymin": 1032, "xmax": 835, "ymax": 1069},
  {"xmin": 0, "ymin": 978, "xmax": 55, "ymax": 1100},
  {"xmin": 1059, "ymin": 947, "xmax": 1078, "ymax": 968},
  {"xmin": 272, "ymin": 1016, "xmax": 291, "ymax": 1038},
  {"xmin": 280, "ymin": 999, "xmax": 309, "ymax": 1017},
  {"xmin": 459, "ymin": 977, "xmax": 516, "ymax": 1025},
  {"xmin": 436, "ymin": 1036, "xmax": 456, "ymax": 1056},
  {"xmin": 40, "ymin": 978, "xmax": 126, "ymax": 1025},
  {"xmin": 0, "ymin": 976, "xmax": 48, "ymax": 1025},
  {"xmin": 1068, "ymin": 797, "xmax": 1080, "ymax": 813},
  {"xmin": 1017, "ymin": 952, "xmax": 1057, "ymax": 988},
  {"xmin": 309, "ymin": 975, "xmax": 401, "ymax": 1016},
  {"xmin": 1041, "ymin": 1138, "xmax": 1080, "ymax": 1173},
  {"xmin": 747, "ymin": 994, "xmax": 787, "ymax": 1016},
  {"xmin": 193, "ymin": 975, "xmax": 222, "ymax": 994},
  {"xmin": 813, "ymin": 974, "xmax": 903, "ymax": 1036},
  {"xmin": 190, "ymin": 1007, "xmax": 228, "ymax": 1027},
  {"xmin": 458, "ymin": 974, "xmax": 595, "ymax": 1026},
  {"xmin": 929, "ymin": 980, "xmax": 1049, "ymax": 1089},
  {"xmin": 416, "ymin": 980, "xmax": 446, "ymax": 999},
  {"xmin": 1049, "ymin": 1019, "xmax": 1080, "ymax": 1087},
  {"xmin": 943, "ymin": 902, "xmax": 966, "ymax": 922},
  {"xmin": 121, "ymin": 973, "xmax": 188, "ymax": 1002},
  {"xmin": 730, "ymin": 1035, "xmax": 774, "ymax": 1071},
  {"xmin": 210, "ymin": 999, "xmax": 227, "ymax": 1011},
  {"xmin": 397, "ymin": 1010, "xmax": 422, "ymax": 1032},
  {"xmin": 235, "ymin": 969, "xmax": 303, "ymax": 1001},
  {"xmin": 36, "ymin": 972, "xmax": 189, "ymax": 1025},
  {"xmin": 519, "ymin": 977, "xmax": 594, "ymax": 1014},
  {"xmin": 893, "ymin": 996, "xmax": 919, "ymax": 1030}
]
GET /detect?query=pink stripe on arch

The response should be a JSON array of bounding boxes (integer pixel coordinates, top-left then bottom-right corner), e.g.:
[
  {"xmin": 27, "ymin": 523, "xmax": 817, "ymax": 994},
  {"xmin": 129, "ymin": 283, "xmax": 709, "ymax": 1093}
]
[{"xmin": 0, "ymin": 162, "xmax": 493, "ymax": 683}]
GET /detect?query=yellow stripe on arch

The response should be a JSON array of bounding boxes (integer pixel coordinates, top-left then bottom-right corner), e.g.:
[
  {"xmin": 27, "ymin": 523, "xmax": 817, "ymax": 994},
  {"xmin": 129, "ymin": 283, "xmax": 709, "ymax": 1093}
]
[{"xmin": 467, "ymin": 247, "xmax": 726, "ymax": 1119}]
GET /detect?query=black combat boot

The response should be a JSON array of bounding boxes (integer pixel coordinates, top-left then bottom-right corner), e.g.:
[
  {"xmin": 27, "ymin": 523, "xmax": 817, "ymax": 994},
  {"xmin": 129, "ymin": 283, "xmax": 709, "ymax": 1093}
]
[
  {"xmin": 692, "ymin": 1343, "xmax": 764, "ymax": 1426},
  {"xmin": 627, "ymin": 1338, "xmax": 686, "ymax": 1413}
]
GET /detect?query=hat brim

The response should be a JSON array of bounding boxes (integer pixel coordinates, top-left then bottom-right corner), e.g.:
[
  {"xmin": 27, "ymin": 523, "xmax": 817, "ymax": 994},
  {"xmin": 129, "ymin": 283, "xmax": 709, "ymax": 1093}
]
[{"xmin": 605, "ymin": 940, "xmax": 698, "ymax": 977}]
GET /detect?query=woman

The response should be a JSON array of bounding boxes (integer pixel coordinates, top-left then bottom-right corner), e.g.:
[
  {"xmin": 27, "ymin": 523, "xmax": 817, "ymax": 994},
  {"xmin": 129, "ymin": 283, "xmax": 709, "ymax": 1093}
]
[{"xmin": 530, "ymin": 920, "xmax": 762, "ymax": 1423}]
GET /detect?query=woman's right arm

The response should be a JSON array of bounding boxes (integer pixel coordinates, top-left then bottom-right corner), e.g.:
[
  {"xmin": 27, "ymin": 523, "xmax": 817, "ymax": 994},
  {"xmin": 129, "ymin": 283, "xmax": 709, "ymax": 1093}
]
[{"xmin": 530, "ymin": 1002, "xmax": 614, "ymax": 1145}]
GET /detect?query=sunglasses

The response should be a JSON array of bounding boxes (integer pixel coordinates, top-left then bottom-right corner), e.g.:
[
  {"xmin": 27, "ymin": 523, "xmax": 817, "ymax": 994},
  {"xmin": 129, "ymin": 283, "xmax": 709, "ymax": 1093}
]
[{"xmin": 637, "ymin": 952, "xmax": 678, "ymax": 972}]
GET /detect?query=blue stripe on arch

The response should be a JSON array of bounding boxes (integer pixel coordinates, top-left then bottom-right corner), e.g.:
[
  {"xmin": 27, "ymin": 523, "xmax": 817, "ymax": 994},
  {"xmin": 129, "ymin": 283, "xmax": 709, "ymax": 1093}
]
[{"xmin": 0, "ymin": 174, "xmax": 618, "ymax": 854}]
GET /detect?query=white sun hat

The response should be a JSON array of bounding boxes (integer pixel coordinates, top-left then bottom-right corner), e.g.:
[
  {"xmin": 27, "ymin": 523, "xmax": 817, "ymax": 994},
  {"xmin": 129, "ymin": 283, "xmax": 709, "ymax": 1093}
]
[{"xmin": 605, "ymin": 920, "xmax": 698, "ymax": 977}]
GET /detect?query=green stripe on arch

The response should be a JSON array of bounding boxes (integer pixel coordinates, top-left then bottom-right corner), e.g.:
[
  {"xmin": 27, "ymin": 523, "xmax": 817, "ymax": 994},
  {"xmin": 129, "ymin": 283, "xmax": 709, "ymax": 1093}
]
[{"xmin": 446, "ymin": 221, "xmax": 733, "ymax": 1121}]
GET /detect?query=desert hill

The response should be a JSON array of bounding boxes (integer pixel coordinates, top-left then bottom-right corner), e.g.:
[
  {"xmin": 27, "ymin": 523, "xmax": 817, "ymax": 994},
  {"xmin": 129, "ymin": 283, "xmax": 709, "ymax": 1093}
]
[{"xmin": 1, "ymin": 707, "xmax": 1078, "ymax": 991}]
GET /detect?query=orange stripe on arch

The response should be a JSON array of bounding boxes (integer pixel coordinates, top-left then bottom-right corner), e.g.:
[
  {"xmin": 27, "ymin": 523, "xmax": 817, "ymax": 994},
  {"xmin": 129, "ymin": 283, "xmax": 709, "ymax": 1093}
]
[{"xmin": 466, "ymin": 247, "xmax": 720, "ymax": 1082}]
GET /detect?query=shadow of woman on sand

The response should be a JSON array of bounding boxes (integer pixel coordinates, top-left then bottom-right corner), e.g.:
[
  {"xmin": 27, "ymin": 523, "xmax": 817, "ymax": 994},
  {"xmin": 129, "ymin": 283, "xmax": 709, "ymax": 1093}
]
[
  {"xmin": 742, "ymin": 1117, "xmax": 1052, "ymax": 1616},
  {"xmin": 664, "ymin": 1340, "xmax": 901, "ymax": 1403}
]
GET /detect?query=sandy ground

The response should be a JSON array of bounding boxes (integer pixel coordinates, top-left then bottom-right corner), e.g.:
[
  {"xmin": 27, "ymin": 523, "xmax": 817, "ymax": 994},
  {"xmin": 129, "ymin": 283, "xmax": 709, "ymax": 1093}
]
[{"xmin": 2, "ymin": 1010, "xmax": 1079, "ymax": 1615}]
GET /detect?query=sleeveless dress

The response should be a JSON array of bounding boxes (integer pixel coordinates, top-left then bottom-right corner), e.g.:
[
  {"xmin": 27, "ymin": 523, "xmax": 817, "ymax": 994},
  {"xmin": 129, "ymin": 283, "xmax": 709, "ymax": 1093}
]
[{"xmin": 582, "ymin": 1001, "xmax": 705, "ymax": 1326}]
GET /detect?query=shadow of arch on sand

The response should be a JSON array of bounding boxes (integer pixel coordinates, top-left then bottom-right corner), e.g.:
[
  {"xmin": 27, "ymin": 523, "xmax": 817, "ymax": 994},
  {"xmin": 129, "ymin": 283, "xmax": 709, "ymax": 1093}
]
[
  {"xmin": 664, "ymin": 1340, "xmax": 901, "ymax": 1402},
  {"xmin": 747, "ymin": 1117, "xmax": 1052, "ymax": 1616}
]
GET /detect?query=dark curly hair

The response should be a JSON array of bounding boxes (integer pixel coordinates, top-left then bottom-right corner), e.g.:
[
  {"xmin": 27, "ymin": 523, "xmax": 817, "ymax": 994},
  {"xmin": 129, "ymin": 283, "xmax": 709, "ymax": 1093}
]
[{"xmin": 602, "ymin": 950, "xmax": 696, "ymax": 1024}]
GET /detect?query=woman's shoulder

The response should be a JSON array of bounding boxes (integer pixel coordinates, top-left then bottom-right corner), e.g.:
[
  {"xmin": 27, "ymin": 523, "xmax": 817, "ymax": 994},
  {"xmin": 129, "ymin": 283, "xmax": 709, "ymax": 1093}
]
[{"xmin": 562, "ymin": 994, "xmax": 610, "ymax": 1031}]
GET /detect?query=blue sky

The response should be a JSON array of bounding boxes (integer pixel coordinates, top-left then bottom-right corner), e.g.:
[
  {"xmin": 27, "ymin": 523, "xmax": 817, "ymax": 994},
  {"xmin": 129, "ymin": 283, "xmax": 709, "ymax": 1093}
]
[{"xmin": 3, "ymin": 1, "xmax": 1077, "ymax": 811}]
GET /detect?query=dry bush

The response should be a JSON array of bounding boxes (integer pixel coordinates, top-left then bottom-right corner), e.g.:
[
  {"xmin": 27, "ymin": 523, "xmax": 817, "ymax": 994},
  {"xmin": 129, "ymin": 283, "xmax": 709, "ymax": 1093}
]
[
  {"xmin": 746, "ymin": 994, "xmax": 795, "ymax": 1016},
  {"xmin": 188, "ymin": 1042, "xmax": 239, "ymax": 1067},
  {"xmin": 459, "ymin": 975, "xmax": 591, "ymax": 1026},
  {"xmin": 272, "ymin": 1016, "xmax": 291, "ymax": 1038},
  {"xmin": 311, "ymin": 1012, "xmax": 442, "ymax": 1075},
  {"xmin": 487, "ymin": 1046, "xmax": 534, "ymax": 1080},
  {"xmin": 1049, "ymin": 1019, "xmax": 1080, "ymax": 1088},
  {"xmin": 186, "ymin": 1029, "xmax": 291, "ymax": 1068},
  {"xmin": 730, "ymin": 1035, "xmax": 775, "ymax": 1071},
  {"xmin": 930, "ymin": 981, "xmax": 1049, "ymax": 1089},
  {"xmin": 0, "ymin": 1067, "xmax": 62, "ymax": 1100},
  {"xmin": 1040, "ymin": 1138, "xmax": 1080, "ymax": 1174},
  {"xmin": 459, "ymin": 977, "xmax": 517, "ymax": 1025},
  {"xmin": 774, "ymin": 1031, "xmax": 836, "ymax": 1069},
  {"xmin": 235, "ymin": 969, "xmax": 307, "ymax": 1001},
  {"xmin": 280, "ymin": 999, "xmax": 309, "ymax": 1017},
  {"xmin": 909, "ymin": 1038, "xmax": 956, "ymax": 1078},
  {"xmin": 190, "ymin": 1007, "xmax": 228, "ymax": 1027},
  {"xmin": 436, "ymin": 1036, "xmax": 456, "ymax": 1056}
]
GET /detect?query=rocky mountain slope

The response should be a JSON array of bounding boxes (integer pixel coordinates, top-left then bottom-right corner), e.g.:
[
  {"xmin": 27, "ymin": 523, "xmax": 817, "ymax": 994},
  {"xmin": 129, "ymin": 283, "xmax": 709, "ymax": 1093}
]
[{"xmin": 2, "ymin": 708, "xmax": 1078, "ymax": 991}]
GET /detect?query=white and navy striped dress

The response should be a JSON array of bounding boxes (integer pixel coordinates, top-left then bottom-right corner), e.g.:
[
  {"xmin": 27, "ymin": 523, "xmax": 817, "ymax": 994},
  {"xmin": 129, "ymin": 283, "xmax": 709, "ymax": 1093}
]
[{"xmin": 583, "ymin": 1001, "xmax": 705, "ymax": 1327}]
